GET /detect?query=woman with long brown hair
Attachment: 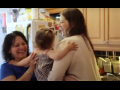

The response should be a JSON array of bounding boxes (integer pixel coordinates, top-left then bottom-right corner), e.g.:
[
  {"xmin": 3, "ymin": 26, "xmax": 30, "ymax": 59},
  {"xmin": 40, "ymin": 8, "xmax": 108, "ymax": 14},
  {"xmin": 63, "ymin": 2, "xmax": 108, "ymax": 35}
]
[{"xmin": 48, "ymin": 8, "xmax": 101, "ymax": 81}]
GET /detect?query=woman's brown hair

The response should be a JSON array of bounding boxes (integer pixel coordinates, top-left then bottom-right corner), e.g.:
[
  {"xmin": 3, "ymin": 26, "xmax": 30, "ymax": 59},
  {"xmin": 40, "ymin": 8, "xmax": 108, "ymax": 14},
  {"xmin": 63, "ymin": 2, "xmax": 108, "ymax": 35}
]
[
  {"xmin": 35, "ymin": 28, "xmax": 55, "ymax": 50},
  {"xmin": 60, "ymin": 8, "xmax": 94, "ymax": 51}
]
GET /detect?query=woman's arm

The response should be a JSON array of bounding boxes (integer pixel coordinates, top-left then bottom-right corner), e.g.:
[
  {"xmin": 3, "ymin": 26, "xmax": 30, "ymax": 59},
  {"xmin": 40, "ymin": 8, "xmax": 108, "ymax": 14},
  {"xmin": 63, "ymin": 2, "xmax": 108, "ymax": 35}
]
[
  {"xmin": 48, "ymin": 42, "xmax": 78, "ymax": 60},
  {"xmin": 1, "ymin": 56, "xmax": 38, "ymax": 81},
  {"xmin": 47, "ymin": 40, "xmax": 75, "ymax": 81},
  {"xmin": 65, "ymin": 76, "xmax": 77, "ymax": 81},
  {"xmin": 16, "ymin": 58, "xmax": 38, "ymax": 81},
  {"xmin": 1, "ymin": 67, "xmax": 33, "ymax": 81}
]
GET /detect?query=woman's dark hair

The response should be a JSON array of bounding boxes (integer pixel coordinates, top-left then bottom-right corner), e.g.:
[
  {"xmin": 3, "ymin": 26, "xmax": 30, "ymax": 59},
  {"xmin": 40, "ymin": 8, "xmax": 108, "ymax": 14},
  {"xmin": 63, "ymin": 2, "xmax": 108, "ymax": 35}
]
[
  {"xmin": 2, "ymin": 31, "xmax": 29, "ymax": 62},
  {"xmin": 60, "ymin": 8, "xmax": 94, "ymax": 51},
  {"xmin": 35, "ymin": 28, "xmax": 55, "ymax": 50}
]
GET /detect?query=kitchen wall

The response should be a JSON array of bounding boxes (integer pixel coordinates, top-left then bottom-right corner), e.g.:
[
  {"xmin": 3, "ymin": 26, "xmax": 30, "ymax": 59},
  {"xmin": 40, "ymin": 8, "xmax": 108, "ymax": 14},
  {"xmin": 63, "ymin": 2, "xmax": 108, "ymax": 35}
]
[
  {"xmin": 0, "ymin": 8, "xmax": 10, "ymax": 14},
  {"xmin": 0, "ymin": 8, "xmax": 10, "ymax": 65},
  {"xmin": 0, "ymin": 8, "xmax": 25, "ymax": 14},
  {"xmin": 0, "ymin": 27, "xmax": 6, "ymax": 79},
  {"xmin": 0, "ymin": 15, "xmax": 6, "ymax": 65}
]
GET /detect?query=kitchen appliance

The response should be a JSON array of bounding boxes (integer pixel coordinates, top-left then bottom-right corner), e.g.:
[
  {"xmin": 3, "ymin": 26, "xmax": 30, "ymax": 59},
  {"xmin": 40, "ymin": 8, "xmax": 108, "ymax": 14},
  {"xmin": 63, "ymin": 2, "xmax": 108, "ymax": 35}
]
[
  {"xmin": 103, "ymin": 61, "xmax": 112, "ymax": 73},
  {"xmin": 97, "ymin": 57, "xmax": 106, "ymax": 69},
  {"xmin": 97, "ymin": 57, "xmax": 105, "ymax": 74},
  {"xmin": 103, "ymin": 58, "xmax": 112, "ymax": 73},
  {"xmin": 111, "ymin": 60, "xmax": 120, "ymax": 74},
  {"xmin": 6, "ymin": 20, "xmax": 60, "ymax": 53},
  {"xmin": 97, "ymin": 57, "xmax": 112, "ymax": 74}
]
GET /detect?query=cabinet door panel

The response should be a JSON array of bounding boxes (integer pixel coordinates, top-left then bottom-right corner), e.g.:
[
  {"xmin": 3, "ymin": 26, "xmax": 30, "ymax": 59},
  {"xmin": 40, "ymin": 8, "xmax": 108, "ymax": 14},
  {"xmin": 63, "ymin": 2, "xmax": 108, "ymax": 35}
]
[
  {"xmin": 105, "ymin": 8, "xmax": 120, "ymax": 45},
  {"xmin": 85, "ymin": 8, "xmax": 105, "ymax": 44}
]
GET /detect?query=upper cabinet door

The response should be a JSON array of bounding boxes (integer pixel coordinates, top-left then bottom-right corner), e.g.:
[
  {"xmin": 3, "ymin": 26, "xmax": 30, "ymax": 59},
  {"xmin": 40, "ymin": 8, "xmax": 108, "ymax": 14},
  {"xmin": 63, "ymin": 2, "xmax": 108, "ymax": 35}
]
[
  {"xmin": 84, "ymin": 8, "xmax": 105, "ymax": 44},
  {"xmin": 105, "ymin": 8, "xmax": 120, "ymax": 45}
]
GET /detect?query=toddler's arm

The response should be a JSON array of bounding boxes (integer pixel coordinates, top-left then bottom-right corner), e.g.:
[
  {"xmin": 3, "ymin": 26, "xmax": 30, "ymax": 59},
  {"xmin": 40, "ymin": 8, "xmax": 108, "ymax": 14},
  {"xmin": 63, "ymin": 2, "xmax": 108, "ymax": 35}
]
[
  {"xmin": 9, "ymin": 52, "xmax": 36, "ymax": 66},
  {"xmin": 48, "ymin": 42, "xmax": 78, "ymax": 60}
]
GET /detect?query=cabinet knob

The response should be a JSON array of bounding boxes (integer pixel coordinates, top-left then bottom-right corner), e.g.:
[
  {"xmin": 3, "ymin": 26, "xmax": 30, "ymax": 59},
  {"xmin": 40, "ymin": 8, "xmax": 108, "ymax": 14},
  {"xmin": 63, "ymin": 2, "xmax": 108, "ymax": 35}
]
[{"xmin": 104, "ymin": 41, "xmax": 109, "ymax": 44}]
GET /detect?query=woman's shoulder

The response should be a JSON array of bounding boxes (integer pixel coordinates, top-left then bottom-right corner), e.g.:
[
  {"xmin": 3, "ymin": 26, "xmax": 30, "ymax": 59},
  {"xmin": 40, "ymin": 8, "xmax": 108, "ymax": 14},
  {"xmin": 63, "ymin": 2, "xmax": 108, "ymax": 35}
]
[
  {"xmin": 1, "ymin": 62, "xmax": 9, "ymax": 68},
  {"xmin": 1, "ymin": 62, "xmax": 15, "ymax": 70},
  {"xmin": 60, "ymin": 35, "xmax": 82, "ymax": 43},
  {"xmin": 56, "ymin": 35, "xmax": 81, "ymax": 49},
  {"xmin": 0, "ymin": 62, "xmax": 14, "ymax": 75}
]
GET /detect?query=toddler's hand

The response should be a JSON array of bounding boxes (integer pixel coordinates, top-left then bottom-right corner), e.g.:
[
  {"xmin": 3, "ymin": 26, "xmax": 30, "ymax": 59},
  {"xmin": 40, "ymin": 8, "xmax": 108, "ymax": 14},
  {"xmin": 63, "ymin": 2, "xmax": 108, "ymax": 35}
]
[
  {"xmin": 67, "ymin": 42, "xmax": 78, "ymax": 51},
  {"xmin": 28, "ymin": 52, "xmax": 37, "ymax": 61}
]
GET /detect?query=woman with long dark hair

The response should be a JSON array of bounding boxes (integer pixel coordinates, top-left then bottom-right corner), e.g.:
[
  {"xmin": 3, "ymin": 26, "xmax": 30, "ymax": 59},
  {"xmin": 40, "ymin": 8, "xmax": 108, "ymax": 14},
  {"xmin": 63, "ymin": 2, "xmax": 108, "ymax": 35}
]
[
  {"xmin": 0, "ymin": 31, "xmax": 38, "ymax": 81},
  {"xmin": 48, "ymin": 8, "xmax": 101, "ymax": 81}
]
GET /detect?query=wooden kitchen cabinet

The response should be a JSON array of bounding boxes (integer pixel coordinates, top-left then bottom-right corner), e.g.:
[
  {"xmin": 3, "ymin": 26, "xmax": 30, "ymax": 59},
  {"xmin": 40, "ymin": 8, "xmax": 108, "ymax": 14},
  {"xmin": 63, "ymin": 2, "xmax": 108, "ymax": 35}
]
[
  {"xmin": 84, "ymin": 8, "xmax": 120, "ymax": 51},
  {"xmin": 43, "ymin": 8, "xmax": 84, "ymax": 14},
  {"xmin": 42, "ymin": 8, "xmax": 68, "ymax": 14},
  {"xmin": 105, "ymin": 8, "xmax": 120, "ymax": 45},
  {"xmin": 84, "ymin": 8, "xmax": 105, "ymax": 44}
]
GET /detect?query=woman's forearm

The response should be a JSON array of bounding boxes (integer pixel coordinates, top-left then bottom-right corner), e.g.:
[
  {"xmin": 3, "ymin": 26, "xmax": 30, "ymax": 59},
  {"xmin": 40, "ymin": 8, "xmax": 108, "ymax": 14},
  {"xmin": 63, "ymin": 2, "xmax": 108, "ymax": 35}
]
[
  {"xmin": 16, "ymin": 68, "xmax": 34, "ymax": 81},
  {"xmin": 16, "ymin": 55, "xmax": 38, "ymax": 81}
]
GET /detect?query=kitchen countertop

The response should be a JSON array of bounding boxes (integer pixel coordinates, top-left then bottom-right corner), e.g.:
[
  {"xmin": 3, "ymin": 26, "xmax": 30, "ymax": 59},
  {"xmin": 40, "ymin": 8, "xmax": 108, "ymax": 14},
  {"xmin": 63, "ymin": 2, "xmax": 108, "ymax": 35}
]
[
  {"xmin": 94, "ymin": 44, "xmax": 120, "ymax": 51},
  {"xmin": 101, "ymin": 74, "xmax": 120, "ymax": 81}
]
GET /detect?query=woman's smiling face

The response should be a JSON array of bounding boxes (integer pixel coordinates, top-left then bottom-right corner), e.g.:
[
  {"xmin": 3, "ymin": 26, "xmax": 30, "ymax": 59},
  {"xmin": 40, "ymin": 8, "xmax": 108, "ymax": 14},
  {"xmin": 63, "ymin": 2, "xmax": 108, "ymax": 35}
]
[
  {"xmin": 60, "ymin": 14, "xmax": 69, "ymax": 36},
  {"xmin": 9, "ymin": 36, "xmax": 27, "ymax": 61}
]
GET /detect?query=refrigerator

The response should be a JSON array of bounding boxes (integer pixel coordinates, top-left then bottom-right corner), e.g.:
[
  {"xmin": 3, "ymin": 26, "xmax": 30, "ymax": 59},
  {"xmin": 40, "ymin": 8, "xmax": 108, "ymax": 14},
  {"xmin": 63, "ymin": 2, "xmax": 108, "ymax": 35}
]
[{"xmin": 7, "ymin": 20, "xmax": 62, "ymax": 53}]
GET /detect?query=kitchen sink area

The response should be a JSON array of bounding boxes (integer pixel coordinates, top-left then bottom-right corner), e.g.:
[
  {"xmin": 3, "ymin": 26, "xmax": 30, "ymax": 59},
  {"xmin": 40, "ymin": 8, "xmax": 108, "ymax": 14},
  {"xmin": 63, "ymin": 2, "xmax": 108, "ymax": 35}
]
[
  {"xmin": 95, "ymin": 51, "xmax": 120, "ymax": 81},
  {"xmin": 101, "ymin": 73, "xmax": 120, "ymax": 81}
]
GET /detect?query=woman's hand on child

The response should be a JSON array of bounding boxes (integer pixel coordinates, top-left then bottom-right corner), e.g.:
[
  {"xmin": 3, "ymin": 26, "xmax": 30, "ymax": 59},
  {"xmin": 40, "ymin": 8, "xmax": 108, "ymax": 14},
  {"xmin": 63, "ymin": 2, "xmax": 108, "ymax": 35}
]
[
  {"xmin": 67, "ymin": 42, "xmax": 78, "ymax": 51},
  {"xmin": 29, "ymin": 52, "xmax": 39, "ymax": 71}
]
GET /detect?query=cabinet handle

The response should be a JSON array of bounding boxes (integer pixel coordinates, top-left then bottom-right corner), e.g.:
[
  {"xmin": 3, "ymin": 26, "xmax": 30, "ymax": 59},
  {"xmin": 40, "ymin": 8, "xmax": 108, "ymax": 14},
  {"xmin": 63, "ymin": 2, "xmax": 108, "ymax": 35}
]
[
  {"xmin": 104, "ymin": 41, "xmax": 106, "ymax": 44},
  {"xmin": 104, "ymin": 41, "xmax": 109, "ymax": 44}
]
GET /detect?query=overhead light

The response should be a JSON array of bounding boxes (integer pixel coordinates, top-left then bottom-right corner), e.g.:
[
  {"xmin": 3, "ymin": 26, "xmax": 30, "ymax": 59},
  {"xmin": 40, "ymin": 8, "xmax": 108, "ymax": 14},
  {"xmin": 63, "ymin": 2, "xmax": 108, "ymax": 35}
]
[{"xmin": 56, "ymin": 16, "xmax": 60, "ymax": 19}]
